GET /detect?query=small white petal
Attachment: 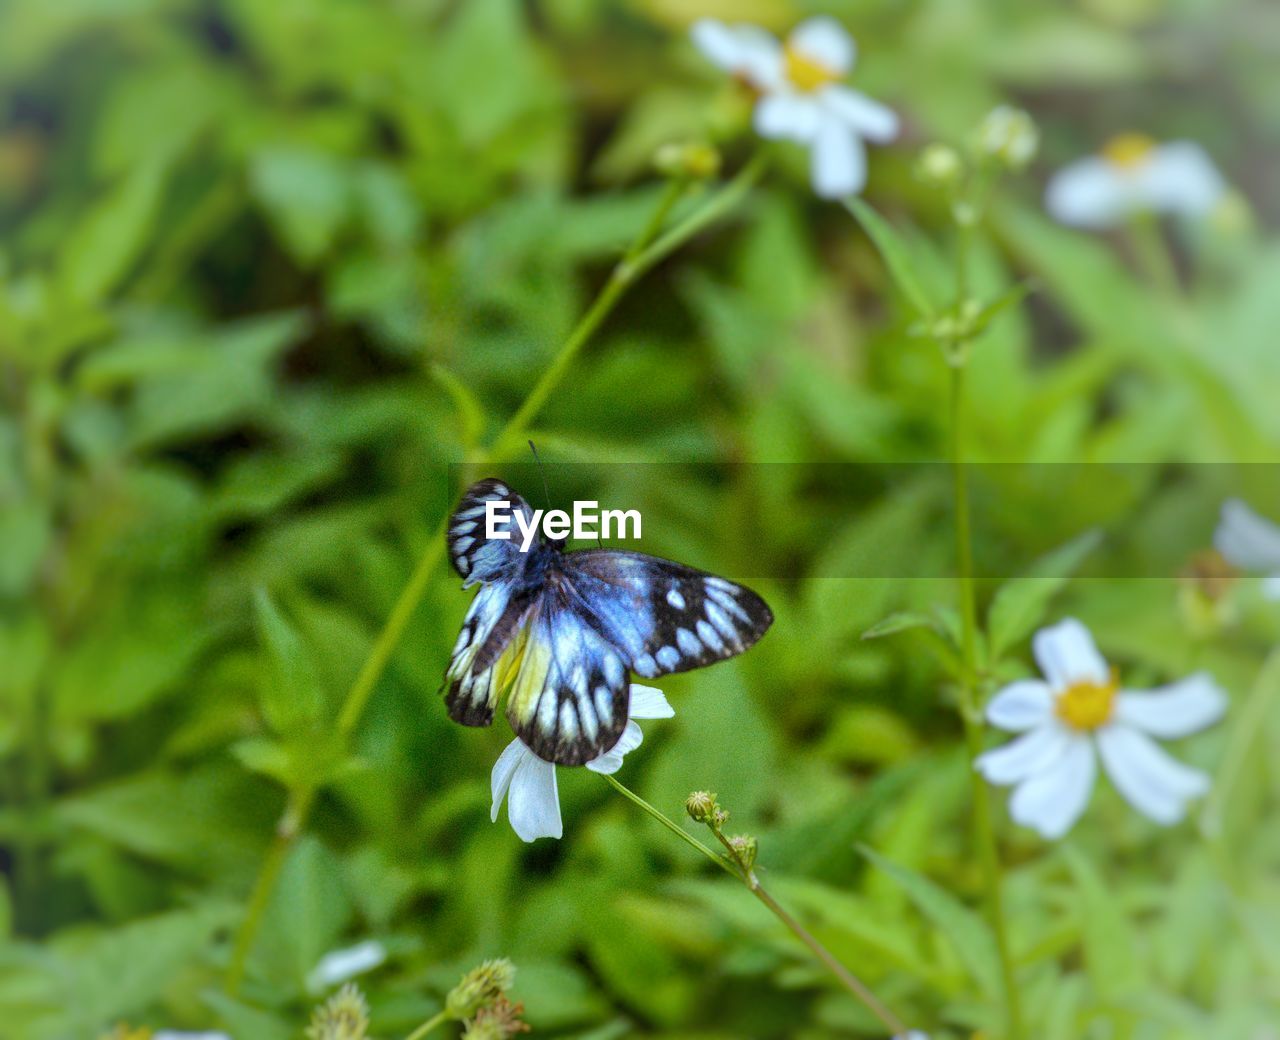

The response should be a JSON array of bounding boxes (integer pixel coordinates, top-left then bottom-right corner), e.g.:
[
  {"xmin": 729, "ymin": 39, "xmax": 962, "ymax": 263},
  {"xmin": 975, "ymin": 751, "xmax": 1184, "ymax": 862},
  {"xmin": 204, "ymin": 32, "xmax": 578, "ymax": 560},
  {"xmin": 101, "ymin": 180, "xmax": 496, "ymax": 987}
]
[
  {"xmin": 690, "ymin": 19, "xmax": 783, "ymax": 89},
  {"xmin": 586, "ymin": 720, "xmax": 642, "ymax": 775},
  {"xmin": 506, "ymin": 751, "xmax": 563, "ymax": 842},
  {"xmin": 490, "ymin": 739, "xmax": 525, "ymax": 823},
  {"xmin": 822, "ymin": 86, "xmax": 898, "ymax": 142},
  {"xmin": 1045, "ymin": 156, "xmax": 1131, "ymax": 229},
  {"xmin": 788, "ymin": 16, "xmax": 855, "ymax": 75},
  {"xmin": 154, "ymin": 1034, "xmax": 233, "ymax": 1040},
  {"xmin": 810, "ymin": 117, "xmax": 866, "ymax": 199},
  {"xmin": 1032, "ymin": 618, "xmax": 1109, "ymax": 690},
  {"xmin": 754, "ymin": 92, "xmax": 823, "ymax": 142},
  {"xmin": 307, "ymin": 939, "xmax": 387, "ymax": 992},
  {"xmin": 1214, "ymin": 499, "xmax": 1280, "ymax": 571},
  {"xmin": 1096, "ymin": 724, "xmax": 1210, "ymax": 825},
  {"xmin": 627, "ymin": 683, "xmax": 675, "ymax": 719},
  {"xmin": 1115, "ymin": 673, "xmax": 1227, "ymax": 739},
  {"xmin": 1008, "ymin": 736, "xmax": 1096, "ymax": 839},
  {"xmin": 1139, "ymin": 141, "xmax": 1225, "ymax": 218},
  {"xmin": 976, "ymin": 724, "xmax": 1072, "ymax": 785},
  {"xmin": 985, "ymin": 679, "xmax": 1054, "ymax": 732}
]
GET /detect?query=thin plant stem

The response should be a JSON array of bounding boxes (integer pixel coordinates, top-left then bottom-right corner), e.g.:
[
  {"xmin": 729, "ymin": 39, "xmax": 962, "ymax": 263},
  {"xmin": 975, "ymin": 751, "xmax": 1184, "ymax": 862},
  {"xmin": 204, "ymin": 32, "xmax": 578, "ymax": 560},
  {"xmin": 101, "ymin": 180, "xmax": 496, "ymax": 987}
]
[
  {"xmin": 948, "ymin": 363, "xmax": 1024, "ymax": 1040},
  {"xmin": 1126, "ymin": 214, "xmax": 1181, "ymax": 300},
  {"xmin": 403, "ymin": 1010, "xmax": 450, "ymax": 1040},
  {"xmin": 225, "ymin": 159, "xmax": 766, "ymax": 995},
  {"xmin": 604, "ymin": 776, "xmax": 910, "ymax": 1038},
  {"xmin": 599, "ymin": 773, "xmax": 732, "ymax": 870}
]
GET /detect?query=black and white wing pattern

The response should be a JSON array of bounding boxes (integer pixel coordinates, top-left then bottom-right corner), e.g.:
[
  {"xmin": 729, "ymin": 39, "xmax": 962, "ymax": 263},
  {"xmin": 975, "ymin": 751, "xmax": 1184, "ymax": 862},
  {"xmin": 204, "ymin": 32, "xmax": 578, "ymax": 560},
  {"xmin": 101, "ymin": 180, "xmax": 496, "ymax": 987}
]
[
  {"xmin": 561, "ymin": 549, "xmax": 773, "ymax": 679},
  {"xmin": 502, "ymin": 592, "xmax": 631, "ymax": 766},
  {"xmin": 447, "ymin": 478, "xmax": 537, "ymax": 586}
]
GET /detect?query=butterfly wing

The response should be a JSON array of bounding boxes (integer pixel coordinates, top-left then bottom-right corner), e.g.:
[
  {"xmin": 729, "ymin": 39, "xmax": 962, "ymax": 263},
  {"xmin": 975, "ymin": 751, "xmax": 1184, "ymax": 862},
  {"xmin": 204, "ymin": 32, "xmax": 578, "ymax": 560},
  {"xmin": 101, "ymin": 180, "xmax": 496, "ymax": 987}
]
[
  {"xmin": 442, "ymin": 478, "xmax": 540, "ymax": 727},
  {"xmin": 561, "ymin": 549, "xmax": 773, "ymax": 678},
  {"xmin": 502, "ymin": 589, "xmax": 631, "ymax": 766},
  {"xmin": 447, "ymin": 478, "xmax": 538, "ymax": 586}
]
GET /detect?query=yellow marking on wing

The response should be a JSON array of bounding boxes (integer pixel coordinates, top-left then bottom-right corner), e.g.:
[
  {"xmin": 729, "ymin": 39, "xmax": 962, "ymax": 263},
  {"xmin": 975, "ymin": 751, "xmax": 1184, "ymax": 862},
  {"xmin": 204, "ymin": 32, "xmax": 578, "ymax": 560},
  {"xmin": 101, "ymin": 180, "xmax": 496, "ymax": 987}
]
[{"xmin": 507, "ymin": 636, "xmax": 552, "ymax": 726}]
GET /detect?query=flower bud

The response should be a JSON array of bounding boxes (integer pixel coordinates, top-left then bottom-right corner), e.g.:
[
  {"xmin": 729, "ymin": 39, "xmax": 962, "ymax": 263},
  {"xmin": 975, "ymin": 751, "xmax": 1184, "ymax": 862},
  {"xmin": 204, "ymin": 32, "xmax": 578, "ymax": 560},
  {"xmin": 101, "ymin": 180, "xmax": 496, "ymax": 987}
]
[
  {"xmin": 916, "ymin": 143, "xmax": 962, "ymax": 187},
  {"xmin": 727, "ymin": 834, "xmax": 758, "ymax": 871},
  {"xmin": 446, "ymin": 959, "xmax": 517, "ymax": 1021},
  {"xmin": 685, "ymin": 790, "xmax": 718, "ymax": 823},
  {"xmin": 977, "ymin": 105, "xmax": 1039, "ymax": 170},
  {"xmin": 306, "ymin": 983, "xmax": 369, "ymax": 1040},
  {"xmin": 654, "ymin": 142, "xmax": 722, "ymax": 181},
  {"xmin": 711, "ymin": 806, "xmax": 730, "ymax": 829}
]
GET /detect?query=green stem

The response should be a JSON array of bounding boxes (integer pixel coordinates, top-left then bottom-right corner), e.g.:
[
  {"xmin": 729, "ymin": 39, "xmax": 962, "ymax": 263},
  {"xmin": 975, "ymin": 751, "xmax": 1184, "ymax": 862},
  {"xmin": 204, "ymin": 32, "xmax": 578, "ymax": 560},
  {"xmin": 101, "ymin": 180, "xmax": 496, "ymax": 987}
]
[
  {"xmin": 224, "ymin": 161, "xmax": 765, "ymax": 995},
  {"xmin": 403, "ymin": 1010, "xmax": 450, "ymax": 1040},
  {"xmin": 1126, "ymin": 214, "xmax": 1181, "ymax": 301},
  {"xmin": 599, "ymin": 774, "xmax": 732, "ymax": 870},
  {"xmin": 948, "ymin": 364, "xmax": 1023, "ymax": 1040},
  {"xmin": 604, "ymin": 776, "xmax": 910, "ymax": 1038}
]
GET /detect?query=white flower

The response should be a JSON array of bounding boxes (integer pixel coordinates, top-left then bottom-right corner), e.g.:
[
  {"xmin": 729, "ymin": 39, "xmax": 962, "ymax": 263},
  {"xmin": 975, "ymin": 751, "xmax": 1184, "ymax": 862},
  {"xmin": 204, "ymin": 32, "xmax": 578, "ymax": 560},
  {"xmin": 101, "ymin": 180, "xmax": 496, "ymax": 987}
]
[
  {"xmin": 1045, "ymin": 134, "xmax": 1225, "ymax": 229},
  {"xmin": 153, "ymin": 1033, "xmax": 232, "ymax": 1040},
  {"xmin": 691, "ymin": 17, "xmax": 898, "ymax": 199},
  {"xmin": 976, "ymin": 618, "xmax": 1226, "ymax": 839},
  {"xmin": 491, "ymin": 684, "xmax": 674, "ymax": 842},
  {"xmin": 306, "ymin": 938, "xmax": 387, "ymax": 993},
  {"xmin": 1215, "ymin": 498, "xmax": 1280, "ymax": 600}
]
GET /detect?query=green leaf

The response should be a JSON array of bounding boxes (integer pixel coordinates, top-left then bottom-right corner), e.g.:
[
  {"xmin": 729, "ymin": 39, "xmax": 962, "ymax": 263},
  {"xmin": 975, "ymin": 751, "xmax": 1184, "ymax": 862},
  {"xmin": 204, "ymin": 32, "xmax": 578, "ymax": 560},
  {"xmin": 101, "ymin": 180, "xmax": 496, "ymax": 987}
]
[
  {"xmin": 859, "ymin": 845, "xmax": 1003, "ymax": 1000},
  {"xmin": 1062, "ymin": 844, "xmax": 1142, "ymax": 1003},
  {"xmin": 58, "ymin": 161, "xmax": 165, "ymax": 304},
  {"xmin": 862, "ymin": 611, "xmax": 940, "ymax": 641},
  {"xmin": 250, "ymin": 147, "xmax": 350, "ymax": 266},
  {"xmin": 254, "ymin": 589, "xmax": 325, "ymax": 734},
  {"xmin": 844, "ymin": 197, "xmax": 935, "ymax": 317},
  {"xmin": 430, "ymin": 362, "xmax": 487, "ymax": 449},
  {"xmin": 985, "ymin": 528, "xmax": 1102, "ymax": 660}
]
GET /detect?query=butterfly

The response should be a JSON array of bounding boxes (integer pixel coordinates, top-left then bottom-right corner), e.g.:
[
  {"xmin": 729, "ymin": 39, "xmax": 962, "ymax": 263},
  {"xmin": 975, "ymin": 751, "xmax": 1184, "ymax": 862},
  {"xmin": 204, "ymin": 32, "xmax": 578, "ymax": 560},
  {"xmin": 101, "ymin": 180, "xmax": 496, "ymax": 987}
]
[{"xmin": 443, "ymin": 478, "xmax": 774, "ymax": 766}]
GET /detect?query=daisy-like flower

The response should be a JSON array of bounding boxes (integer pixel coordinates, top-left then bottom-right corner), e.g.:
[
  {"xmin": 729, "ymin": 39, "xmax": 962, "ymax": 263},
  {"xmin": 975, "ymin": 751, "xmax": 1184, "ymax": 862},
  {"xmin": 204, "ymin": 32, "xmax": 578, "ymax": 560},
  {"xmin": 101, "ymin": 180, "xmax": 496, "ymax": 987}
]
[
  {"xmin": 1045, "ymin": 134, "xmax": 1225, "ymax": 229},
  {"xmin": 491, "ymin": 684, "xmax": 674, "ymax": 842},
  {"xmin": 691, "ymin": 17, "xmax": 898, "ymax": 199},
  {"xmin": 976, "ymin": 618, "xmax": 1226, "ymax": 839},
  {"xmin": 1214, "ymin": 498, "xmax": 1280, "ymax": 599}
]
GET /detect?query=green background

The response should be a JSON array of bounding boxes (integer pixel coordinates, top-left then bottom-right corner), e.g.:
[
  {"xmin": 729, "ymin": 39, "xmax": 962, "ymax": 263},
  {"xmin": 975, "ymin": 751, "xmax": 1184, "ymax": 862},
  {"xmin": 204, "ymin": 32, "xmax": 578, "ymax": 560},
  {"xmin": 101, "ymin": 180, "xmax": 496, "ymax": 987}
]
[{"xmin": 1, "ymin": 0, "xmax": 1278, "ymax": 1037}]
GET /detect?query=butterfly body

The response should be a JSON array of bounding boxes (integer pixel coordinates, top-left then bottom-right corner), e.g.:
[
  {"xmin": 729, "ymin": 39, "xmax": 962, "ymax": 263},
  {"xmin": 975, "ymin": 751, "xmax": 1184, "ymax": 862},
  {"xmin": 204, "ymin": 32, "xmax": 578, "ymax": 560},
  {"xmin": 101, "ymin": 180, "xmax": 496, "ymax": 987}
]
[{"xmin": 443, "ymin": 478, "xmax": 773, "ymax": 766}]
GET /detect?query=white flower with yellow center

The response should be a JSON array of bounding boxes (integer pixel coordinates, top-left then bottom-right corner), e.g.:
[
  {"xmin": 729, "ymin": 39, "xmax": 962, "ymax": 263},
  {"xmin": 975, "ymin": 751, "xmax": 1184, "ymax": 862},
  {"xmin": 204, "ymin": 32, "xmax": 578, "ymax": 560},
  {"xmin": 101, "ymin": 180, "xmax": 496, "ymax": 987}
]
[
  {"xmin": 691, "ymin": 17, "xmax": 898, "ymax": 199},
  {"xmin": 976, "ymin": 618, "xmax": 1226, "ymax": 839},
  {"xmin": 1215, "ymin": 498, "xmax": 1280, "ymax": 600},
  {"xmin": 1045, "ymin": 133, "xmax": 1225, "ymax": 229},
  {"xmin": 491, "ymin": 684, "xmax": 673, "ymax": 842}
]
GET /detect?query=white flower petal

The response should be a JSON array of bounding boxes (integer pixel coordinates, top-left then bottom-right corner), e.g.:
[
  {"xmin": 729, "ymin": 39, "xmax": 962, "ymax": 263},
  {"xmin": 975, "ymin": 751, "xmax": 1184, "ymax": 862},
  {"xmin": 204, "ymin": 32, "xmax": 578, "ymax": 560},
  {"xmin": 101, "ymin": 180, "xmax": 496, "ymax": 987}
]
[
  {"xmin": 1139, "ymin": 141, "xmax": 1225, "ymax": 218},
  {"xmin": 1115, "ymin": 673, "xmax": 1227, "ymax": 739},
  {"xmin": 754, "ymin": 92, "xmax": 823, "ymax": 142},
  {"xmin": 788, "ymin": 16, "xmax": 855, "ymax": 75},
  {"xmin": 976, "ymin": 723, "xmax": 1072, "ymax": 785},
  {"xmin": 810, "ymin": 117, "xmax": 866, "ymax": 199},
  {"xmin": 1032, "ymin": 617, "xmax": 1109, "ymax": 690},
  {"xmin": 690, "ymin": 19, "xmax": 782, "ymax": 89},
  {"xmin": 1045, "ymin": 156, "xmax": 1132, "ymax": 229},
  {"xmin": 586, "ymin": 720, "xmax": 642, "ymax": 775},
  {"xmin": 1008, "ymin": 736, "xmax": 1096, "ymax": 839},
  {"xmin": 628, "ymin": 683, "xmax": 675, "ymax": 719},
  {"xmin": 985, "ymin": 679, "xmax": 1054, "ymax": 732},
  {"xmin": 490, "ymin": 739, "xmax": 525, "ymax": 823},
  {"xmin": 506, "ymin": 748, "xmax": 562, "ymax": 842},
  {"xmin": 154, "ymin": 1034, "xmax": 233, "ymax": 1040},
  {"xmin": 1096, "ymin": 724, "xmax": 1210, "ymax": 825},
  {"xmin": 1214, "ymin": 499, "xmax": 1280, "ymax": 571},
  {"xmin": 822, "ymin": 86, "xmax": 898, "ymax": 142},
  {"xmin": 307, "ymin": 939, "xmax": 387, "ymax": 992}
]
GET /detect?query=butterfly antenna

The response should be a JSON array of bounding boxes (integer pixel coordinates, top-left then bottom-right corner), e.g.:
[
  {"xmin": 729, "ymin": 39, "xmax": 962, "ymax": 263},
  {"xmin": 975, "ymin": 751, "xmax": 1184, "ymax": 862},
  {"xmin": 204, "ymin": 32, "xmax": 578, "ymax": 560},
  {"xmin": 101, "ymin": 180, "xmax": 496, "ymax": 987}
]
[{"xmin": 528, "ymin": 440, "xmax": 553, "ymax": 510}]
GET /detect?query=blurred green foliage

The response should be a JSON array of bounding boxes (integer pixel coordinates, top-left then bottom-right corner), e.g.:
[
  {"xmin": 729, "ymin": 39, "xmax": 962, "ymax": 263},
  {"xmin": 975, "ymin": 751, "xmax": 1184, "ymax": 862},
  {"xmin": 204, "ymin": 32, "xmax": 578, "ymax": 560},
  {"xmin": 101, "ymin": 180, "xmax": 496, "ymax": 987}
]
[{"xmin": 2, "ymin": 0, "xmax": 1279, "ymax": 1038}]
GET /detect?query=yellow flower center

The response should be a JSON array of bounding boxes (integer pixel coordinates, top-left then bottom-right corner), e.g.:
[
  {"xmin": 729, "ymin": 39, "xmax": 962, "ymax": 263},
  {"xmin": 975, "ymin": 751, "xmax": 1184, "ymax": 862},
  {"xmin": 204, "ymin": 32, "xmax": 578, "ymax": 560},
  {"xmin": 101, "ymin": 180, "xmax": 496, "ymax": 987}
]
[
  {"xmin": 784, "ymin": 45, "xmax": 840, "ymax": 92},
  {"xmin": 1102, "ymin": 132, "xmax": 1157, "ymax": 171},
  {"xmin": 1055, "ymin": 671, "xmax": 1119, "ymax": 732}
]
